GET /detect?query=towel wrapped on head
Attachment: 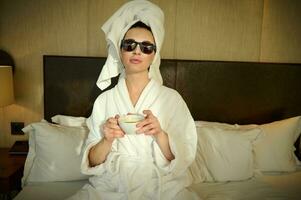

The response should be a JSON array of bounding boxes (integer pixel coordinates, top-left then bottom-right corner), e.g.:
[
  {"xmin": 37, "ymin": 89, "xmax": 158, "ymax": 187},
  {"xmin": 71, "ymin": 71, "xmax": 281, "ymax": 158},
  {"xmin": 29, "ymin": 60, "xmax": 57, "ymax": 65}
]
[{"xmin": 96, "ymin": 0, "xmax": 165, "ymax": 90}]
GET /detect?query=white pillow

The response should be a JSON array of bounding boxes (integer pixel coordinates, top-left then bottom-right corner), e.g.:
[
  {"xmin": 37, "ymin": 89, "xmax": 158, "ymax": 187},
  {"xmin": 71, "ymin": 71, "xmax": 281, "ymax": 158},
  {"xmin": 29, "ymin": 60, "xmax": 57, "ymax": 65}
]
[
  {"xmin": 190, "ymin": 125, "xmax": 262, "ymax": 182},
  {"xmin": 51, "ymin": 114, "xmax": 87, "ymax": 127},
  {"xmin": 195, "ymin": 120, "xmax": 257, "ymax": 130},
  {"xmin": 299, "ymin": 138, "xmax": 301, "ymax": 158},
  {"xmin": 22, "ymin": 120, "xmax": 89, "ymax": 184},
  {"xmin": 194, "ymin": 116, "xmax": 301, "ymax": 172},
  {"xmin": 250, "ymin": 116, "xmax": 301, "ymax": 172},
  {"xmin": 194, "ymin": 120, "xmax": 239, "ymax": 129}
]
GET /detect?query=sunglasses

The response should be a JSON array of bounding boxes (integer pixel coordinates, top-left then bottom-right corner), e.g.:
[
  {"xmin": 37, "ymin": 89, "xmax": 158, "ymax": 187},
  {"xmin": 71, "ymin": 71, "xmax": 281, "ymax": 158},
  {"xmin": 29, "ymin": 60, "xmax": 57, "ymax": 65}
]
[{"xmin": 121, "ymin": 39, "xmax": 156, "ymax": 54}]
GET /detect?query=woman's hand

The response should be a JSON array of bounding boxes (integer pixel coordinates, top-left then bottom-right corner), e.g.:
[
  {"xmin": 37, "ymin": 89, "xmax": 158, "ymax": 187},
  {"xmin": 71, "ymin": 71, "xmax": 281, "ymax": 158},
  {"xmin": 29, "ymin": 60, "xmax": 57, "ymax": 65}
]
[
  {"xmin": 137, "ymin": 110, "xmax": 174, "ymax": 161},
  {"xmin": 136, "ymin": 110, "xmax": 163, "ymax": 137},
  {"xmin": 102, "ymin": 114, "xmax": 125, "ymax": 143},
  {"xmin": 89, "ymin": 115, "xmax": 124, "ymax": 167}
]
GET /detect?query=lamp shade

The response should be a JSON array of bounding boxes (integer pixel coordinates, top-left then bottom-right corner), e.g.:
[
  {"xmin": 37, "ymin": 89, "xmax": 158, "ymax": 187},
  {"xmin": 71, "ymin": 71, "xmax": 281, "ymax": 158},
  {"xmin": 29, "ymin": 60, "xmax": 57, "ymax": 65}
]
[{"xmin": 0, "ymin": 65, "xmax": 14, "ymax": 107}]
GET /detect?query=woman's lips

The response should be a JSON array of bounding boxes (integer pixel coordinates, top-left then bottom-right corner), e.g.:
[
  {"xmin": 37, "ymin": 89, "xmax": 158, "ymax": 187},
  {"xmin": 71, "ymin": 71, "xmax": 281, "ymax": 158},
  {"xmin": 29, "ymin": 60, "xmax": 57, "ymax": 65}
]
[{"xmin": 130, "ymin": 58, "xmax": 142, "ymax": 64}]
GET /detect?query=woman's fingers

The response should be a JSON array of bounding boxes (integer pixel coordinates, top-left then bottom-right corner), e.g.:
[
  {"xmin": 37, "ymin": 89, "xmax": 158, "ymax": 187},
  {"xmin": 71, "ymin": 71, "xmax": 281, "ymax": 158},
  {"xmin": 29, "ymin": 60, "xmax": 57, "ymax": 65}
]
[
  {"xmin": 106, "ymin": 117, "xmax": 121, "ymax": 130},
  {"xmin": 103, "ymin": 124, "xmax": 124, "ymax": 135},
  {"xmin": 136, "ymin": 110, "xmax": 162, "ymax": 135},
  {"xmin": 103, "ymin": 116, "xmax": 124, "ymax": 141},
  {"xmin": 143, "ymin": 110, "xmax": 154, "ymax": 118},
  {"xmin": 137, "ymin": 110, "xmax": 154, "ymax": 127},
  {"xmin": 108, "ymin": 117, "xmax": 118, "ymax": 125},
  {"xmin": 136, "ymin": 117, "xmax": 151, "ymax": 128},
  {"xmin": 138, "ymin": 125, "xmax": 161, "ymax": 135}
]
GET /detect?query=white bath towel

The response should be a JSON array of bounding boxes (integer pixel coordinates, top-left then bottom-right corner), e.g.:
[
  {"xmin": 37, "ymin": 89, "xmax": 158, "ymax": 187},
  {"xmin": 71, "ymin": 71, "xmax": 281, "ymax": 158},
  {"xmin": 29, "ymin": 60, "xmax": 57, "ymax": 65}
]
[{"xmin": 96, "ymin": 0, "xmax": 165, "ymax": 90}]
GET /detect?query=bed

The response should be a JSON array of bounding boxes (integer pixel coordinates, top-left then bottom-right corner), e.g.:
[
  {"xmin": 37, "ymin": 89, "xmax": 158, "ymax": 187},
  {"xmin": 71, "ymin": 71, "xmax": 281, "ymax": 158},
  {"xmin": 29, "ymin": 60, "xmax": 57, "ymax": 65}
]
[{"xmin": 14, "ymin": 55, "xmax": 301, "ymax": 200}]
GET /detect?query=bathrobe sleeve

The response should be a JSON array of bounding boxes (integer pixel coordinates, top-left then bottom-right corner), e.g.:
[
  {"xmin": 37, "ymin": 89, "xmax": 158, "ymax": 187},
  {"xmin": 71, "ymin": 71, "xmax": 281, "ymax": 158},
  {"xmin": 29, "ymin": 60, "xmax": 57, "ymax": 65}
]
[
  {"xmin": 80, "ymin": 94, "xmax": 112, "ymax": 176},
  {"xmin": 153, "ymin": 91, "xmax": 197, "ymax": 177}
]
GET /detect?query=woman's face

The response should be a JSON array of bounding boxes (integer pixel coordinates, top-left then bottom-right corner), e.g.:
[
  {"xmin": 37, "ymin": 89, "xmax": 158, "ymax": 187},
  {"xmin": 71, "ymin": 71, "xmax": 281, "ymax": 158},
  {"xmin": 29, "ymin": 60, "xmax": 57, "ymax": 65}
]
[{"xmin": 120, "ymin": 27, "xmax": 156, "ymax": 76}]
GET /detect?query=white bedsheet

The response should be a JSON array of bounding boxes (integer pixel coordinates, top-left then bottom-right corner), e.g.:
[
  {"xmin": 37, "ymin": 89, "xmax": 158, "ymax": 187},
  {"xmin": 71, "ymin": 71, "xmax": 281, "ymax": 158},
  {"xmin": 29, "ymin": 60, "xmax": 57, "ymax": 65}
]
[
  {"xmin": 190, "ymin": 167, "xmax": 301, "ymax": 200},
  {"xmin": 14, "ymin": 168, "xmax": 301, "ymax": 200},
  {"xmin": 13, "ymin": 180, "xmax": 88, "ymax": 200}
]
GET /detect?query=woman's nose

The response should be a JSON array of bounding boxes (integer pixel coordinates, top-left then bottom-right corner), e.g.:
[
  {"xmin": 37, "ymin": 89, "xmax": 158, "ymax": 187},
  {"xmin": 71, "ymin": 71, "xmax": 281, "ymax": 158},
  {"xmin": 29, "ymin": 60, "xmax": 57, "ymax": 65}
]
[{"xmin": 133, "ymin": 44, "xmax": 142, "ymax": 55}]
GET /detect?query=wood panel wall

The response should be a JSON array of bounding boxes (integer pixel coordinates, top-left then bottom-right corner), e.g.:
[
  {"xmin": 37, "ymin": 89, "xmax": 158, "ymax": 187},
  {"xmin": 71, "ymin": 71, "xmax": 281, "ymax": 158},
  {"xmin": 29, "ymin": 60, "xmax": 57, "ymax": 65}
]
[{"xmin": 0, "ymin": 0, "xmax": 300, "ymax": 147}]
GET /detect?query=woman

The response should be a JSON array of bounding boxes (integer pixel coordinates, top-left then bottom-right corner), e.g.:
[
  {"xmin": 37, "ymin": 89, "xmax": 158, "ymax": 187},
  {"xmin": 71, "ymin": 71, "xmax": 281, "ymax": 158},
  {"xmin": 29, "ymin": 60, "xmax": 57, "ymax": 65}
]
[{"xmin": 68, "ymin": 1, "xmax": 198, "ymax": 200}]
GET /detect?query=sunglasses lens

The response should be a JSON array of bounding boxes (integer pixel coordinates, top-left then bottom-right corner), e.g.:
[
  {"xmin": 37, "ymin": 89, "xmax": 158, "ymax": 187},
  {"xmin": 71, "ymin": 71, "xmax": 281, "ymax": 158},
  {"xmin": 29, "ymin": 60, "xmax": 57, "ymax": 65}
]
[
  {"xmin": 140, "ymin": 42, "xmax": 155, "ymax": 54},
  {"xmin": 122, "ymin": 39, "xmax": 137, "ymax": 52},
  {"xmin": 121, "ymin": 39, "xmax": 156, "ymax": 54}
]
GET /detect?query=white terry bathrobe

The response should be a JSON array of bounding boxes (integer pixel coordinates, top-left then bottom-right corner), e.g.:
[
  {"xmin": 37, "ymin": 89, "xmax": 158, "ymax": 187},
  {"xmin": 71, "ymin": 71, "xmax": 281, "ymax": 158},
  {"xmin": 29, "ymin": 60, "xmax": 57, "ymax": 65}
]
[{"xmin": 67, "ymin": 1, "xmax": 198, "ymax": 200}]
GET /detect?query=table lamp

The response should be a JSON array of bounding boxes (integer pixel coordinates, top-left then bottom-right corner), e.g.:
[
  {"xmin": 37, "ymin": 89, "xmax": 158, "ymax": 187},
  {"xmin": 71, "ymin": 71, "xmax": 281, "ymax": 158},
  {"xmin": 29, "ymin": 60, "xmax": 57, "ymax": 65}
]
[{"xmin": 0, "ymin": 65, "xmax": 14, "ymax": 107}]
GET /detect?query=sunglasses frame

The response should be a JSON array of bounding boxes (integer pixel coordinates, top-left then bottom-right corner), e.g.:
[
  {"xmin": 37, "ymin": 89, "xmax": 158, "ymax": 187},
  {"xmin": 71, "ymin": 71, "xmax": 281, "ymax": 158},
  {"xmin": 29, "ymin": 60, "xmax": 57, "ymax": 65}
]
[{"xmin": 121, "ymin": 39, "xmax": 156, "ymax": 54}]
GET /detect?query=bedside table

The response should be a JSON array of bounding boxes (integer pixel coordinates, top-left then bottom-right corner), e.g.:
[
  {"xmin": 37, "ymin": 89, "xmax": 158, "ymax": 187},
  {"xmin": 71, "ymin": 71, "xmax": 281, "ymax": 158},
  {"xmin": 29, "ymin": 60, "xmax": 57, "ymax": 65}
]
[{"xmin": 0, "ymin": 148, "xmax": 26, "ymax": 200}]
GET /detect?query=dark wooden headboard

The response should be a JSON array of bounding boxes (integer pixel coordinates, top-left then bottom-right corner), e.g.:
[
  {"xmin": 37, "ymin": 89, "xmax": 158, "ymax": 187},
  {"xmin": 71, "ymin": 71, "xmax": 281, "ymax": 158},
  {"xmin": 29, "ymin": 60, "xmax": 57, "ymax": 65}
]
[{"xmin": 43, "ymin": 55, "xmax": 301, "ymax": 157}]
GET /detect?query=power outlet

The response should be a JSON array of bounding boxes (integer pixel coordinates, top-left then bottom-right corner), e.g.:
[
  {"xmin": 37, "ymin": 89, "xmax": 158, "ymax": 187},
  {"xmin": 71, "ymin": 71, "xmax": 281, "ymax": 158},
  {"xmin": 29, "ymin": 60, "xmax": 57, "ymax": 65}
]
[{"xmin": 11, "ymin": 122, "xmax": 25, "ymax": 135}]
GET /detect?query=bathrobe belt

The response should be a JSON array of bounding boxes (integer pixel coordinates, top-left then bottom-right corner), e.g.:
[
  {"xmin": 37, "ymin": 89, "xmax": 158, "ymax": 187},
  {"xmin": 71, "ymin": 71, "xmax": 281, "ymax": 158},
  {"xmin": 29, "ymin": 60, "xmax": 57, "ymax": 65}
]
[{"xmin": 105, "ymin": 153, "xmax": 162, "ymax": 200}]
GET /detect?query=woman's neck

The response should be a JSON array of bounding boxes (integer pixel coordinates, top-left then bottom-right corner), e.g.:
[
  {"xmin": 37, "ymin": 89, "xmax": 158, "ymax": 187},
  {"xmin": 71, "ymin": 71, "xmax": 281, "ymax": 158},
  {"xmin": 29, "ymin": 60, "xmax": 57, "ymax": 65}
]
[
  {"xmin": 126, "ymin": 72, "xmax": 149, "ymax": 88},
  {"xmin": 125, "ymin": 73, "xmax": 150, "ymax": 106}
]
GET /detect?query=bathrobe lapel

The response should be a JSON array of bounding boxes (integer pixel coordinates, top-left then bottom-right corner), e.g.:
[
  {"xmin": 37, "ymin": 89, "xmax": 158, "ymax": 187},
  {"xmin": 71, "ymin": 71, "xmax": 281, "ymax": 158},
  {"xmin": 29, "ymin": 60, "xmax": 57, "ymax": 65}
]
[{"xmin": 114, "ymin": 78, "xmax": 161, "ymax": 114}]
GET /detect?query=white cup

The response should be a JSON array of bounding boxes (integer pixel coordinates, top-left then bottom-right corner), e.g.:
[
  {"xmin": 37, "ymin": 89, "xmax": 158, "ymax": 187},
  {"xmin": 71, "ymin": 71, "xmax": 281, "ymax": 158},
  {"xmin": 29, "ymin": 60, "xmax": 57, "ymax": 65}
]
[{"xmin": 118, "ymin": 114, "xmax": 144, "ymax": 135}]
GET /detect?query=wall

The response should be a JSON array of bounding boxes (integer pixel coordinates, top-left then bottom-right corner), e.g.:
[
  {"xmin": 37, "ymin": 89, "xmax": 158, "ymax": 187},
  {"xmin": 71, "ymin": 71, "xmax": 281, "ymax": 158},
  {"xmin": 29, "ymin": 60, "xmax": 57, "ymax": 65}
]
[{"xmin": 0, "ymin": 0, "xmax": 300, "ymax": 147}]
